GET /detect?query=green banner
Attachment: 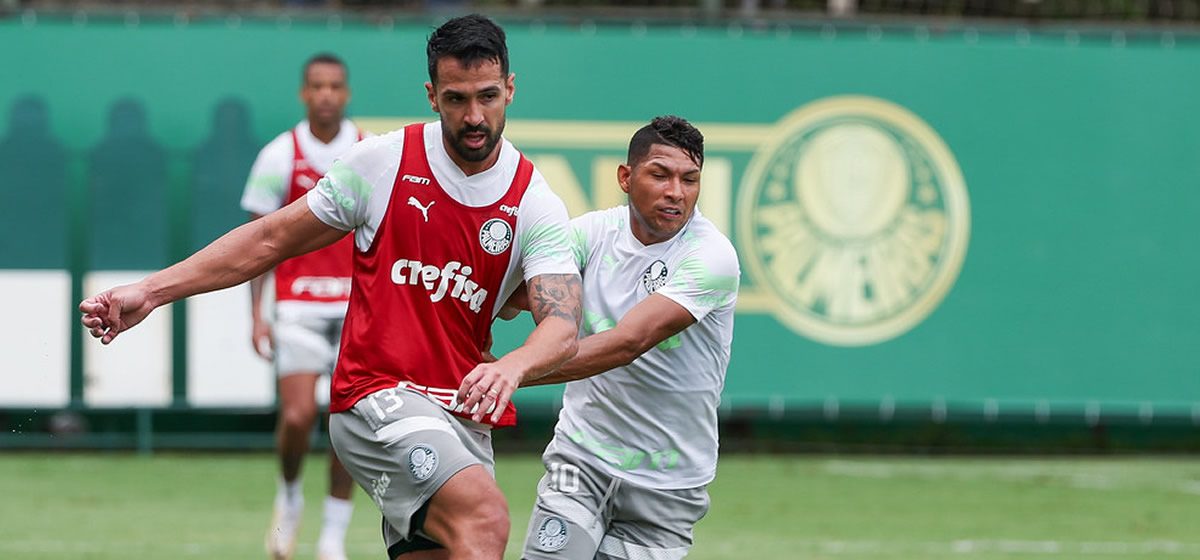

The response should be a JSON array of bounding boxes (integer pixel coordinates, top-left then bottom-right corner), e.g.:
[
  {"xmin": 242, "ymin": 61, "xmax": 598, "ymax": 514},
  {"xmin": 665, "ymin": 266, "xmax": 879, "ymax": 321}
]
[{"xmin": 3, "ymin": 16, "xmax": 1198, "ymax": 419}]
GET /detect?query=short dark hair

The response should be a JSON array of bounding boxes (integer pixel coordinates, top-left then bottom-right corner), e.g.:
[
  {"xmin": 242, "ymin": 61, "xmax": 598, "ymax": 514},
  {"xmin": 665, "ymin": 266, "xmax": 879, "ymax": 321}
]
[
  {"xmin": 302, "ymin": 53, "xmax": 347, "ymax": 84},
  {"xmin": 426, "ymin": 14, "xmax": 509, "ymax": 84},
  {"xmin": 627, "ymin": 116, "xmax": 704, "ymax": 168}
]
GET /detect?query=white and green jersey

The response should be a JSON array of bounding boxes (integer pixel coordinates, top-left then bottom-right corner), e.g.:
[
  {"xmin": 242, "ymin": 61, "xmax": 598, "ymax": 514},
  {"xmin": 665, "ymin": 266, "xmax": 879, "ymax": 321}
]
[{"xmin": 550, "ymin": 206, "xmax": 740, "ymax": 490}]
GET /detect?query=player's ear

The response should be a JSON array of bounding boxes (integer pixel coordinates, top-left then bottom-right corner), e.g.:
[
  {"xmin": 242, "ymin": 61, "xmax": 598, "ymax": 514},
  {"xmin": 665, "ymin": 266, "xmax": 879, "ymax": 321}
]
[
  {"xmin": 505, "ymin": 73, "xmax": 515, "ymax": 106},
  {"xmin": 618, "ymin": 163, "xmax": 632, "ymax": 195},
  {"xmin": 426, "ymin": 82, "xmax": 439, "ymax": 113}
]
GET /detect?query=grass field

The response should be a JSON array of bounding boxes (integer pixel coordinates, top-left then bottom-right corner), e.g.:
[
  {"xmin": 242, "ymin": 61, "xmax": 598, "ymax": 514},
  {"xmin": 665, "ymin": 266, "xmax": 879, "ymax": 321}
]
[{"xmin": 1, "ymin": 453, "xmax": 1198, "ymax": 559}]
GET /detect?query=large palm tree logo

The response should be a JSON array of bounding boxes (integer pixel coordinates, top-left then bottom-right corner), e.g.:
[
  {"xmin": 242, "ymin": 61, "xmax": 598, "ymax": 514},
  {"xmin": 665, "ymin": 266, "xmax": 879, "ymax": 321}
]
[{"xmin": 737, "ymin": 96, "xmax": 970, "ymax": 346}]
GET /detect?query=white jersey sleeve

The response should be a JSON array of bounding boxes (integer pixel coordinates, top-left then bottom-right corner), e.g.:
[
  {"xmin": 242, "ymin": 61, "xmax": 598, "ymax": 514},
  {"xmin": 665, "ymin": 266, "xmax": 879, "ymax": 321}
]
[
  {"xmin": 240, "ymin": 131, "xmax": 293, "ymax": 216},
  {"xmin": 517, "ymin": 168, "xmax": 579, "ymax": 280},
  {"xmin": 308, "ymin": 129, "xmax": 407, "ymax": 245},
  {"xmin": 654, "ymin": 219, "xmax": 741, "ymax": 322},
  {"xmin": 567, "ymin": 211, "xmax": 592, "ymax": 272}
]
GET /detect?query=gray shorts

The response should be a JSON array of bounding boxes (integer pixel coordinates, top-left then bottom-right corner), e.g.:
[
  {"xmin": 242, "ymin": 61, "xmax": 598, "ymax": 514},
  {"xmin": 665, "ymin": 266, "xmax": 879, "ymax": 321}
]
[
  {"xmin": 522, "ymin": 445, "xmax": 710, "ymax": 560},
  {"xmin": 328, "ymin": 386, "xmax": 494, "ymax": 553},
  {"xmin": 273, "ymin": 310, "xmax": 343, "ymax": 376}
]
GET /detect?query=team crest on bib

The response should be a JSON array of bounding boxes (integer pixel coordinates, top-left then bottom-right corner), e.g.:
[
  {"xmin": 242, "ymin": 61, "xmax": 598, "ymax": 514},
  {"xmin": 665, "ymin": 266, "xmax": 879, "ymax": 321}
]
[
  {"xmin": 535, "ymin": 516, "xmax": 569, "ymax": 551},
  {"xmin": 736, "ymin": 95, "xmax": 971, "ymax": 346},
  {"xmin": 641, "ymin": 260, "xmax": 669, "ymax": 294},
  {"xmin": 407, "ymin": 445, "xmax": 438, "ymax": 481},
  {"xmin": 479, "ymin": 218, "xmax": 513, "ymax": 255}
]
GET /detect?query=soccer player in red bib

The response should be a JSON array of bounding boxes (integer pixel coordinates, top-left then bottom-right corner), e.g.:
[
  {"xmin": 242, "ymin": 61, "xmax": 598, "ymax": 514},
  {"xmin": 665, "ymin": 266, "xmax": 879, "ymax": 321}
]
[
  {"xmin": 239, "ymin": 53, "xmax": 366, "ymax": 560},
  {"xmin": 81, "ymin": 14, "xmax": 582, "ymax": 560}
]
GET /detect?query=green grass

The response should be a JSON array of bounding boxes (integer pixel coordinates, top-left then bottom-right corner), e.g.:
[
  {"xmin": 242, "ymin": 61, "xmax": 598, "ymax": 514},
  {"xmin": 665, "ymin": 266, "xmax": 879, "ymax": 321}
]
[{"xmin": 0, "ymin": 453, "xmax": 1198, "ymax": 559}]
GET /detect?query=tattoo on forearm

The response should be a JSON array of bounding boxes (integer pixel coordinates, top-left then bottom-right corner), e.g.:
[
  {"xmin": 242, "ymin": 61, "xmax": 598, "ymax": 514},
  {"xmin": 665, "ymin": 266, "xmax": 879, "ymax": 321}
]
[{"xmin": 529, "ymin": 273, "xmax": 582, "ymax": 327}]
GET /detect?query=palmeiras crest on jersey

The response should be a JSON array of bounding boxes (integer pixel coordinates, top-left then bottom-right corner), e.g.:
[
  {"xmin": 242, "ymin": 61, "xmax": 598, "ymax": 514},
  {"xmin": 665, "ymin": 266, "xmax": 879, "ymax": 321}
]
[
  {"xmin": 641, "ymin": 260, "xmax": 669, "ymax": 294},
  {"xmin": 479, "ymin": 218, "xmax": 513, "ymax": 255},
  {"xmin": 736, "ymin": 96, "xmax": 971, "ymax": 346},
  {"xmin": 535, "ymin": 516, "xmax": 570, "ymax": 551},
  {"xmin": 407, "ymin": 444, "xmax": 438, "ymax": 481}
]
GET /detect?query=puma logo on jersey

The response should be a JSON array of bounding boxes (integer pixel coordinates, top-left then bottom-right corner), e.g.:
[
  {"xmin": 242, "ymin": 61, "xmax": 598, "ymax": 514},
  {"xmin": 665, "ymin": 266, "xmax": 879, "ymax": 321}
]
[
  {"xmin": 402, "ymin": 174, "xmax": 431, "ymax": 185},
  {"xmin": 499, "ymin": 204, "xmax": 519, "ymax": 217},
  {"xmin": 390, "ymin": 258, "xmax": 488, "ymax": 313},
  {"xmin": 408, "ymin": 197, "xmax": 434, "ymax": 222}
]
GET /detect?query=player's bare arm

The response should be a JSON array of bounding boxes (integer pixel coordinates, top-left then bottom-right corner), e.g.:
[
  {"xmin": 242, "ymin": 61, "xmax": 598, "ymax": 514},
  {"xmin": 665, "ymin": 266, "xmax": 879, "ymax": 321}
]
[
  {"xmin": 496, "ymin": 281, "xmax": 528, "ymax": 320},
  {"xmin": 522, "ymin": 293, "xmax": 696, "ymax": 387},
  {"xmin": 80, "ymin": 196, "xmax": 348, "ymax": 345},
  {"xmin": 457, "ymin": 272, "xmax": 582, "ymax": 423},
  {"xmin": 526, "ymin": 273, "xmax": 581, "ymax": 325},
  {"xmin": 246, "ymin": 212, "xmax": 276, "ymax": 359}
]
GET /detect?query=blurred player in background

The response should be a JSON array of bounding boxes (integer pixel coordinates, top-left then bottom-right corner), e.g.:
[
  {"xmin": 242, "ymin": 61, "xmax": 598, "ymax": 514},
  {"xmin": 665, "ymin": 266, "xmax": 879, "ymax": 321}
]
[
  {"xmin": 240, "ymin": 52, "xmax": 365, "ymax": 560},
  {"xmin": 502, "ymin": 116, "xmax": 740, "ymax": 560},
  {"xmin": 81, "ymin": 14, "xmax": 582, "ymax": 560}
]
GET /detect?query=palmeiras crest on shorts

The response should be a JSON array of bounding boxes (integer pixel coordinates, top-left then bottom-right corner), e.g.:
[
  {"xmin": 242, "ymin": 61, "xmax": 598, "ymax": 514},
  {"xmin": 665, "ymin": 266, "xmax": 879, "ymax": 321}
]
[
  {"xmin": 535, "ymin": 516, "xmax": 570, "ymax": 551},
  {"xmin": 407, "ymin": 444, "xmax": 438, "ymax": 481},
  {"xmin": 479, "ymin": 218, "xmax": 513, "ymax": 255},
  {"xmin": 736, "ymin": 95, "xmax": 971, "ymax": 346},
  {"xmin": 641, "ymin": 260, "xmax": 669, "ymax": 294}
]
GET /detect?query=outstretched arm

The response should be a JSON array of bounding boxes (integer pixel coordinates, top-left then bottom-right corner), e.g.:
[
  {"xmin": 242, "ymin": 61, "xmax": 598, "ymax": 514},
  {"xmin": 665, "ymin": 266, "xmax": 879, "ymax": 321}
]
[
  {"xmin": 247, "ymin": 213, "xmax": 275, "ymax": 360},
  {"xmin": 80, "ymin": 197, "xmax": 349, "ymax": 344},
  {"xmin": 522, "ymin": 294, "xmax": 695, "ymax": 387},
  {"xmin": 457, "ymin": 272, "xmax": 582, "ymax": 423}
]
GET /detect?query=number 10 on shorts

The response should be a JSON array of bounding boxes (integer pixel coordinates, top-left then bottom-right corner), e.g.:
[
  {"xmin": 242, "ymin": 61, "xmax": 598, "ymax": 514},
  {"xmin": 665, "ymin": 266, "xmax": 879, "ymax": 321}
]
[{"xmin": 548, "ymin": 462, "xmax": 580, "ymax": 493}]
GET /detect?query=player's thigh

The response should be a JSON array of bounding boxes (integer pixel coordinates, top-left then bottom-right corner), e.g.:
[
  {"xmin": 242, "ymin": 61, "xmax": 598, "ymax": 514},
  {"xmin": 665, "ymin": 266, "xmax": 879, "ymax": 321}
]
[
  {"xmin": 420, "ymin": 464, "xmax": 507, "ymax": 542},
  {"xmin": 598, "ymin": 485, "xmax": 710, "ymax": 560},
  {"xmin": 274, "ymin": 312, "xmax": 340, "ymax": 376},
  {"xmin": 521, "ymin": 451, "xmax": 614, "ymax": 560},
  {"xmin": 277, "ymin": 373, "xmax": 320, "ymax": 412},
  {"xmin": 329, "ymin": 387, "xmax": 494, "ymax": 547}
]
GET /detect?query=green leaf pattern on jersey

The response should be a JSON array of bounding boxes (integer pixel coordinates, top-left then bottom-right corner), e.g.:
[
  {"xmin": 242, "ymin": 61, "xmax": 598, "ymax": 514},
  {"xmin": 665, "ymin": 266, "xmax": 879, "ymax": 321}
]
[
  {"xmin": 583, "ymin": 309, "xmax": 615, "ymax": 335},
  {"xmin": 669, "ymin": 256, "xmax": 739, "ymax": 309},
  {"xmin": 656, "ymin": 334, "xmax": 682, "ymax": 351},
  {"xmin": 323, "ymin": 160, "xmax": 372, "ymax": 208},
  {"xmin": 569, "ymin": 429, "xmax": 680, "ymax": 471},
  {"xmin": 520, "ymin": 223, "xmax": 571, "ymax": 261},
  {"xmin": 600, "ymin": 253, "xmax": 620, "ymax": 274},
  {"xmin": 604, "ymin": 210, "xmax": 626, "ymax": 229},
  {"xmin": 568, "ymin": 224, "xmax": 589, "ymax": 270}
]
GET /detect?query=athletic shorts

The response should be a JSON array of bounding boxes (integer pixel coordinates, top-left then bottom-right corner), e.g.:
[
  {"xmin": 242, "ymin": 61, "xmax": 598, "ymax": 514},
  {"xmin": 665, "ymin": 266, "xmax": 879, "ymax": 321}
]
[
  {"xmin": 273, "ymin": 307, "xmax": 343, "ymax": 376},
  {"xmin": 328, "ymin": 386, "xmax": 494, "ymax": 556},
  {"xmin": 521, "ymin": 445, "xmax": 710, "ymax": 560}
]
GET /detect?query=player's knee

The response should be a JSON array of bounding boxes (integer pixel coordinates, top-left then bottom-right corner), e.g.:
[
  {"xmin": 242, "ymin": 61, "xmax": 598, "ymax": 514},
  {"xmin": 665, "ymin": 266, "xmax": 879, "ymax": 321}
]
[
  {"xmin": 474, "ymin": 499, "xmax": 510, "ymax": 541},
  {"xmin": 280, "ymin": 404, "xmax": 316, "ymax": 433},
  {"xmin": 448, "ymin": 500, "xmax": 509, "ymax": 552}
]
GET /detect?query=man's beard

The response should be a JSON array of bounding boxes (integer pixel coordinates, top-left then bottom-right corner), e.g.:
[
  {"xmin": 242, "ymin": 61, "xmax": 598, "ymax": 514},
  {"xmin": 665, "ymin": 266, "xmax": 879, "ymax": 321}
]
[{"xmin": 444, "ymin": 119, "xmax": 505, "ymax": 163}]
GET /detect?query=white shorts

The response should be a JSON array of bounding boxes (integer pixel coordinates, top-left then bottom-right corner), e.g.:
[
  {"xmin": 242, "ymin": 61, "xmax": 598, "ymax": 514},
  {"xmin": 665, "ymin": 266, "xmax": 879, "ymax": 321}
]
[
  {"xmin": 522, "ymin": 445, "xmax": 709, "ymax": 560},
  {"xmin": 329, "ymin": 387, "xmax": 495, "ymax": 557},
  {"xmin": 273, "ymin": 307, "xmax": 344, "ymax": 377}
]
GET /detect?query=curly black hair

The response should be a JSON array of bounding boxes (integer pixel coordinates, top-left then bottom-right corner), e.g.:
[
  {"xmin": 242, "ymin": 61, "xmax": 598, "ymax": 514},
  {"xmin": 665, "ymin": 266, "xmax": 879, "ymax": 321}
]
[{"xmin": 627, "ymin": 115, "xmax": 704, "ymax": 168}]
